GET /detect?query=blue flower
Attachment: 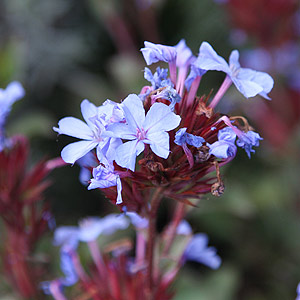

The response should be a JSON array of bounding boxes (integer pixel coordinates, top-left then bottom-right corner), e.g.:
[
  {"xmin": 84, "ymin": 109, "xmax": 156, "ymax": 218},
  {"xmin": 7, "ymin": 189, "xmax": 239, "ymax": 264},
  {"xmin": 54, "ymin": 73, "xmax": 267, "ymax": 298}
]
[
  {"xmin": 141, "ymin": 41, "xmax": 177, "ymax": 65},
  {"xmin": 196, "ymin": 42, "xmax": 274, "ymax": 99},
  {"xmin": 53, "ymin": 99, "xmax": 123, "ymax": 164},
  {"xmin": 176, "ymin": 220, "xmax": 192, "ymax": 235},
  {"xmin": 127, "ymin": 212, "xmax": 149, "ymax": 229},
  {"xmin": 236, "ymin": 130, "xmax": 263, "ymax": 158},
  {"xmin": 174, "ymin": 128, "xmax": 205, "ymax": 167},
  {"xmin": 53, "ymin": 214, "xmax": 129, "ymax": 248},
  {"xmin": 184, "ymin": 233, "xmax": 221, "ymax": 269},
  {"xmin": 296, "ymin": 283, "xmax": 300, "ymax": 300},
  {"xmin": 0, "ymin": 81, "xmax": 25, "ymax": 127},
  {"xmin": 144, "ymin": 67, "xmax": 171, "ymax": 90},
  {"xmin": 107, "ymin": 94, "xmax": 181, "ymax": 171},
  {"xmin": 88, "ymin": 156, "xmax": 123, "ymax": 204},
  {"xmin": 208, "ymin": 127, "xmax": 237, "ymax": 159},
  {"xmin": 152, "ymin": 86, "xmax": 181, "ymax": 110},
  {"xmin": 0, "ymin": 81, "xmax": 25, "ymax": 151},
  {"xmin": 175, "ymin": 128, "xmax": 205, "ymax": 147}
]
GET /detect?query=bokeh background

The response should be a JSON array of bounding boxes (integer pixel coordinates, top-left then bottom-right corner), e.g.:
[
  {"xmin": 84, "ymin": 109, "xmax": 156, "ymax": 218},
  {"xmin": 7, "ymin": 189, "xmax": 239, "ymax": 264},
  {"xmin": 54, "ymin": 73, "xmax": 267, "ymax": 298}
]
[{"xmin": 1, "ymin": 0, "xmax": 300, "ymax": 299}]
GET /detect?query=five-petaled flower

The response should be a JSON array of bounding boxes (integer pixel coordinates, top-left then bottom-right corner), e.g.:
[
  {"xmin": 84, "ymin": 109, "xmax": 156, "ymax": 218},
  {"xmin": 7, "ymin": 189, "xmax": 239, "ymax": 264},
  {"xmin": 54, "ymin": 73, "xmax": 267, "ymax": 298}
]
[{"xmin": 106, "ymin": 94, "xmax": 181, "ymax": 171}]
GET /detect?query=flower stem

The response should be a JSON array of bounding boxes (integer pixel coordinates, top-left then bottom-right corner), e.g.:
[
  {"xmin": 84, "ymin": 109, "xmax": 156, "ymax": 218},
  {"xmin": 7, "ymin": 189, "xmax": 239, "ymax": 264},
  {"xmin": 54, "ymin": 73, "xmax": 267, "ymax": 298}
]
[
  {"xmin": 186, "ymin": 76, "xmax": 201, "ymax": 107},
  {"xmin": 162, "ymin": 202, "xmax": 186, "ymax": 256},
  {"xmin": 209, "ymin": 75, "xmax": 232, "ymax": 109},
  {"xmin": 146, "ymin": 187, "xmax": 164, "ymax": 299}
]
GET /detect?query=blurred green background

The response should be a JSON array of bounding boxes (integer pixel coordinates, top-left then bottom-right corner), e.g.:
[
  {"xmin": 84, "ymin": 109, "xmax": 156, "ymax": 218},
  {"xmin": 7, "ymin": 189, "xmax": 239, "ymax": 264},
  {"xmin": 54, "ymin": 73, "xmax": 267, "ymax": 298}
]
[{"xmin": 1, "ymin": 0, "xmax": 300, "ymax": 299}]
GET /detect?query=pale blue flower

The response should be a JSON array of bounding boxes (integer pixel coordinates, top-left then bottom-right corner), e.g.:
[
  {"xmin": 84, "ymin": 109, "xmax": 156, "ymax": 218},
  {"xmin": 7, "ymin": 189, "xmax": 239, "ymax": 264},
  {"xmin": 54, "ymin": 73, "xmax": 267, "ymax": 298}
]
[
  {"xmin": 184, "ymin": 233, "xmax": 221, "ymax": 269},
  {"xmin": 196, "ymin": 42, "xmax": 274, "ymax": 99},
  {"xmin": 141, "ymin": 41, "xmax": 177, "ymax": 65},
  {"xmin": 236, "ymin": 130, "xmax": 263, "ymax": 158},
  {"xmin": 152, "ymin": 86, "xmax": 181, "ymax": 110},
  {"xmin": 88, "ymin": 156, "xmax": 123, "ymax": 204},
  {"xmin": 296, "ymin": 283, "xmax": 300, "ymax": 300},
  {"xmin": 208, "ymin": 127, "xmax": 237, "ymax": 159},
  {"xmin": 0, "ymin": 81, "xmax": 25, "ymax": 151},
  {"xmin": 0, "ymin": 81, "xmax": 25, "ymax": 127},
  {"xmin": 77, "ymin": 214, "xmax": 129, "ymax": 241},
  {"xmin": 53, "ymin": 214, "xmax": 129, "ymax": 247},
  {"xmin": 53, "ymin": 99, "xmax": 122, "ymax": 164},
  {"xmin": 174, "ymin": 39, "xmax": 194, "ymax": 68},
  {"xmin": 144, "ymin": 67, "xmax": 171, "ymax": 90},
  {"xmin": 175, "ymin": 128, "xmax": 205, "ymax": 147},
  {"xmin": 127, "ymin": 212, "xmax": 149, "ymax": 229},
  {"xmin": 177, "ymin": 220, "xmax": 192, "ymax": 235},
  {"xmin": 107, "ymin": 94, "xmax": 181, "ymax": 171}
]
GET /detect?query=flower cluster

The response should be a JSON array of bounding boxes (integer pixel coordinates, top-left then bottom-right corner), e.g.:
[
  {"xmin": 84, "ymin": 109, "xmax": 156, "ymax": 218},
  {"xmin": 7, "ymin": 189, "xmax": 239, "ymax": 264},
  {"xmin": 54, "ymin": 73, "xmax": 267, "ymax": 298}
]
[
  {"xmin": 50, "ymin": 40, "xmax": 273, "ymax": 299},
  {"xmin": 42, "ymin": 213, "xmax": 221, "ymax": 299},
  {"xmin": 54, "ymin": 39, "xmax": 272, "ymax": 209}
]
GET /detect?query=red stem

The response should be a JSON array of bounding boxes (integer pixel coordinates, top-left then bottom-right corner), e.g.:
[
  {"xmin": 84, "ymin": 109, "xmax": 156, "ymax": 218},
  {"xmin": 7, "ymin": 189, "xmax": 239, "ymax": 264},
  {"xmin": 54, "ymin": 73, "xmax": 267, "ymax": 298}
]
[{"xmin": 146, "ymin": 187, "xmax": 164, "ymax": 300}]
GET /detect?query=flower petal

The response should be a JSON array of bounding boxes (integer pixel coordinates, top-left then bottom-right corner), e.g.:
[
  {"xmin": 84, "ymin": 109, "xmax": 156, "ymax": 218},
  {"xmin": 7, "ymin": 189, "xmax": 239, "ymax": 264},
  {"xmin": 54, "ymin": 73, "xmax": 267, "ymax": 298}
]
[
  {"xmin": 143, "ymin": 102, "xmax": 181, "ymax": 133},
  {"xmin": 231, "ymin": 76, "xmax": 263, "ymax": 98},
  {"xmin": 115, "ymin": 140, "xmax": 144, "ymax": 171},
  {"xmin": 80, "ymin": 99, "xmax": 98, "ymax": 127},
  {"xmin": 196, "ymin": 42, "xmax": 230, "ymax": 73},
  {"xmin": 61, "ymin": 140, "xmax": 97, "ymax": 164},
  {"xmin": 54, "ymin": 117, "xmax": 94, "ymax": 140},
  {"xmin": 147, "ymin": 131, "xmax": 170, "ymax": 158},
  {"xmin": 121, "ymin": 94, "xmax": 145, "ymax": 129},
  {"xmin": 141, "ymin": 41, "xmax": 177, "ymax": 65},
  {"xmin": 235, "ymin": 68, "xmax": 274, "ymax": 99}
]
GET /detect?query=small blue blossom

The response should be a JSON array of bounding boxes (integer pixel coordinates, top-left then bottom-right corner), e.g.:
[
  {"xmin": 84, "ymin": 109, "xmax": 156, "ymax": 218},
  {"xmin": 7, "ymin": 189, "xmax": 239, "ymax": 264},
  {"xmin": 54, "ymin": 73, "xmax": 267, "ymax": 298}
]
[
  {"xmin": 208, "ymin": 140, "xmax": 237, "ymax": 159},
  {"xmin": 208, "ymin": 127, "xmax": 237, "ymax": 159},
  {"xmin": 175, "ymin": 128, "xmax": 205, "ymax": 147},
  {"xmin": 236, "ymin": 130, "xmax": 263, "ymax": 158},
  {"xmin": 175, "ymin": 128, "xmax": 205, "ymax": 167},
  {"xmin": 127, "ymin": 212, "xmax": 149, "ymax": 229},
  {"xmin": 196, "ymin": 41, "xmax": 274, "ymax": 99},
  {"xmin": 53, "ymin": 99, "xmax": 123, "ymax": 164},
  {"xmin": 152, "ymin": 86, "xmax": 181, "ymax": 110},
  {"xmin": 53, "ymin": 214, "xmax": 129, "ymax": 248},
  {"xmin": 296, "ymin": 283, "xmax": 300, "ymax": 300},
  {"xmin": 144, "ymin": 67, "xmax": 171, "ymax": 90},
  {"xmin": 176, "ymin": 220, "xmax": 192, "ymax": 235},
  {"xmin": 0, "ymin": 81, "xmax": 25, "ymax": 127},
  {"xmin": 107, "ymin": 94, "xmax": 181, "ymax": 171},
  {"xmin": 88, "ymin": 156, "xmax": 123, "ymax": 204},
  {"xmin": 0, "ymin": 81, "xmax": 25, "ymax": 151},
  {"xmin": 183, "ymin": 233, "xmax": 221, "ymax": 269},
  {"xmin": 141, "ymin": 41, "xmax": 177, "ymax": 65}
]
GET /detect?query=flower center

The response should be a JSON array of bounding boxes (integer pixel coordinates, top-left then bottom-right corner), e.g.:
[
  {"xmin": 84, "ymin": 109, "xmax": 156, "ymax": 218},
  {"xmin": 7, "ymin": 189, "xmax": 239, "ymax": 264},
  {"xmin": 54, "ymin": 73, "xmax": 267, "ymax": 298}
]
[{"xmin": 136, "ymin": 127, "xmax": 146, "ymax": 141}]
